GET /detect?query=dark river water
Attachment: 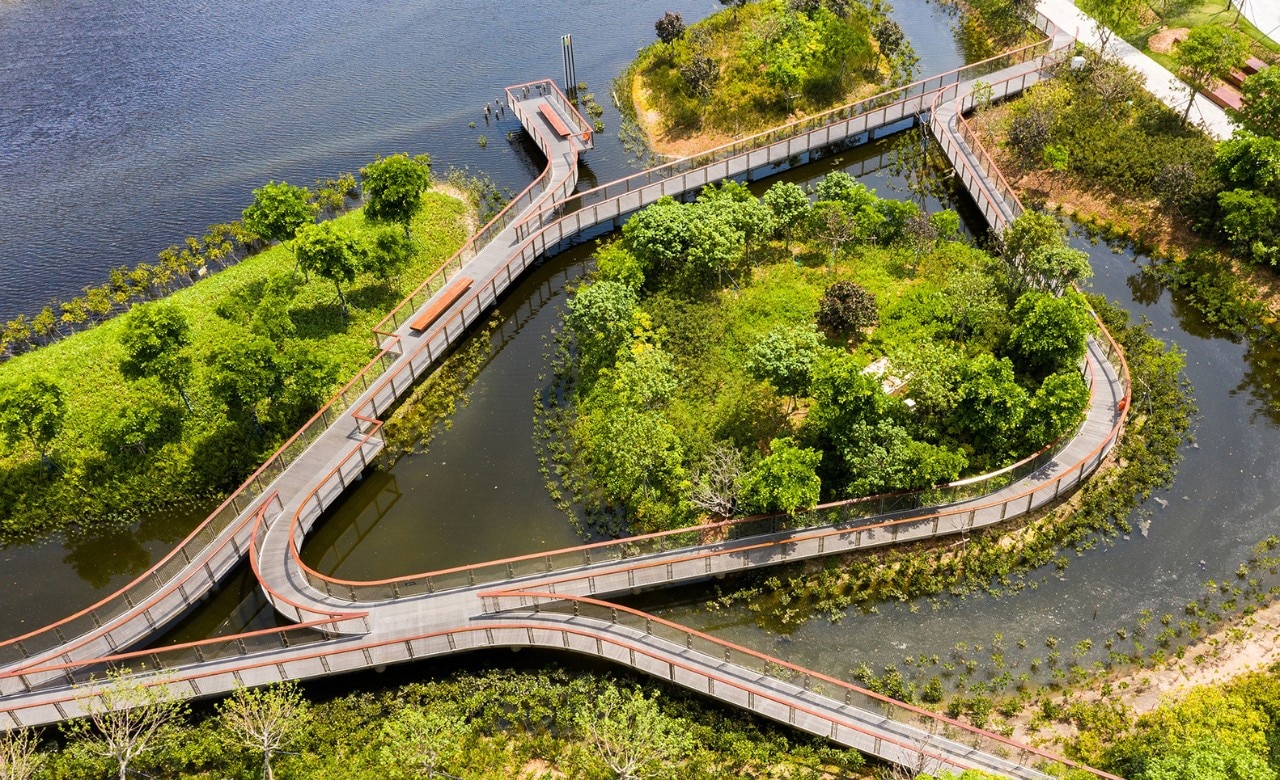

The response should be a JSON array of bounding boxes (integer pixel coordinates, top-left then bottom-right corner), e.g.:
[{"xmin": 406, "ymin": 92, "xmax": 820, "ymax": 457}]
[{"xmin": 11, "ymin": 0, "xmax": 1277, "ymax": 694}]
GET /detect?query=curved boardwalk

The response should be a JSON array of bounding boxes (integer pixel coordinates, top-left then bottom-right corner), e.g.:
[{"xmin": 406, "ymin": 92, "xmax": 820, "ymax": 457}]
[{"xmin": 1, "ymin": 15, "xmax": 1135, "ymax": 778}]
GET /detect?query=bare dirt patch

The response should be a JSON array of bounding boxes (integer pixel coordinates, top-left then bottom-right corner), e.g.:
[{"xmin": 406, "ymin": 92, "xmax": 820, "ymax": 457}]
[{"xmin": 1147, "ymin": 27, "xmax": 1190, "ymax": 54}]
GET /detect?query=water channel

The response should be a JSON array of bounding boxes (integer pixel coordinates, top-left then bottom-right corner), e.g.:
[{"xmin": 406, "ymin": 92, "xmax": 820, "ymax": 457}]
[{"xmin": 5, "ymin": 0, "xmax": 1279, "ymax": 701}]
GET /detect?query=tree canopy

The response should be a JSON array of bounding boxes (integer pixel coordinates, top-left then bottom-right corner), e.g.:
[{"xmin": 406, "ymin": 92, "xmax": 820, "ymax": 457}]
[
  {"xmin": 0, "ymin": 375, "xmax": 65, "ymax": 464},
  {"xmin": 361, "ymin": 153, "xmax": 432, "ymax": 234},
  {"xmin": 119, "ymin": 302, "xmax": 194, "ymax": 410},
  {"xmin": 292, "ymin": 221, "xmax": 362, "ymax": 314},
  {"xmin": 241, "ymin": 181, "xmax": 317, "ymax": 250}
]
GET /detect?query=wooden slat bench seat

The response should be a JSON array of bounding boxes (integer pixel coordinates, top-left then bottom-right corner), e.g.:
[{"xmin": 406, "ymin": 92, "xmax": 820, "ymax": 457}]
[
  {"xmin": 1206, "ymin": 84, "xmax": 1243, "ymax": 111},
  {"xmin": 409, "ymin": 277, "xmax": 473, "ymax": 332},
  {"xmin": 538, "ymin": 103, "xmax": 572, "ymax": 138},
  {"xmin": 1243, "ymin": 57, "xmax": 1268, "ymax": 76}
]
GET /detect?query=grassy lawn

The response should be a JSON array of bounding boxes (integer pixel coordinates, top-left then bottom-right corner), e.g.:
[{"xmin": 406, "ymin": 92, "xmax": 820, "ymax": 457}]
[
  {"xmin": 1133, "ymin": 0, "xmax": 1280, "ymax": 74},
  {"xmin": 0, "ymin": 189, "xmax": 472, "ymax": 541}
]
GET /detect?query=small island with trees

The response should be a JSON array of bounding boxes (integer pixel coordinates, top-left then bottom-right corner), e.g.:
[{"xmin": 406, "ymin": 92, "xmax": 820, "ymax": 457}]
[
  {"xmin": 621, "ymin": 0, "xmax": 916, "ymax": 155},
  {"xmin": 547, "ymin": 171, "xmax": 1096, "ymax": 535}
]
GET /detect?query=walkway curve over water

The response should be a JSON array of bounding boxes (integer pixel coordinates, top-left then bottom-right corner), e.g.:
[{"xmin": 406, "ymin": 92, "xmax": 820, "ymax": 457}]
[{"xmin": 1, "ymin": 12, "xmax": 1134, "ymax": 778}]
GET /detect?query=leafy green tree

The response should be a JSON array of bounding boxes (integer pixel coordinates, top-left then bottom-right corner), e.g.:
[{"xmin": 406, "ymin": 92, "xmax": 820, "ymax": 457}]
[
  {"xmin": 1009, "ymin": 290, "xmax": 1093, "ymax": 377},
  {"xmin": 362, "ymin": 226, "xmax": 415, "ymax": 287},
  {"xmin": 839, "ymin": 420, "xmax": 967, "ymax": 496},
  {"xmin": 241, "ymin": 181, "xmax": 316, "ymax": 254},
  {"xmin": 738, "ymin": 437, "xmax": 822, "ymax": 515},
  {"xmin": 1077, "ymin": 0, "xmax": 1144, "ymax": 52},
  {"xmin": 207, "ymin": 335, "xmax": 284, "ymax": 433},
  {"xmin": 0, "ymin": 375, "xmax": 66, "ymax": 467},
  {"xmin": 1234, "ymin": 68, "xmax": 1280, "ymax": 140},
  {"xmin": 0, "ymin": 727, "xmax": 45, "ymax": 780},
  {"xmin": 566, "ymin": 281, "xmax": 639, "ymax": 380},
  {"xmin": 655, "ymin": 11, "xmax": 686, "ymax": 44},
  {"xmin": 293, "ymin": 221, "xmax": 362, "ymax": 315},
  {"xmin": 577, "ymin": 407, "xmax": 686, "ymax": 531},
  {"xmin": 1214, "ymin": 132, "xmax": 1280, "ymax": 194},
  {"xmin": 378, "ymin": 705, "xmax": 469, "ymax": 779},
  {"xmin": 595, "ymin": 240, "xmax": 647, "ymax": 291},
  {"xmin": 101, "ymin": 394, "xmax": 181, "ymax": 456},
  {"xmin": 1025, "ymin": 369, "xmax": 1091, "ymax": 448},
  {"xmin": 683, "ymin": 204, "xmax": 745, "ymax": 291},
  {"xmin": 361, "ymin": 153, "xmax": 432, "ymax": 235},
  {"xmin": 1218, "ymin": 189, "xmax": 1279, "ymax": 264},
  {"xmin": 610, "ymin": 344, "xmax": 679, "ymax": 410},
  {"xmin": 1000, "ymin": 210, "xmax": 1066, "ymax": 280},
  {"xmin": 574, "ymin": 684, "xmax": 694, "ymax": 780},
  {"xmin": 815, "ymin": 171, "xmax": 874, "ymax": 207},
  {"xmin": 817, "ymin": 280, "xmax": 878, "ymax": 337},
  {"xmin": 1142, "ymin": 741, "xmax": 1275, "ymax": 780},
  {"xmin": 218, "ymin": 682, "xmax": 310, "ymax": 780},
  {"xmin": 280, "ymin": 346, "xmax": 339, "ymax": 422},
  {"xmin": 698, "ymin": 181, "xmax": 773, "ymax": 264},
  {"xmin": 1026, "ymin": 244, "xmax": 1093, "ymax": 292},
  {"xmin": 119, "ymin": 302, "xmax": 194, "ymax": 411},
  {"xmin": 808, "ymin": 199, "xmax": 857, "ymax": 260},
  {"xmin": 680, "ymin": 53, "xmax": 719, "ymax": 98},
  {"xmin": 746, "ymin": 324, "xmax": 824, "ymax": 401},
  {"xmin": 64, "ymin": 669, "xmax": 188, "ymax": 780},
  {"xmin": 762, "ymin": 181, "xmax": 811, "ymax": 248},
  {"xmin": 622, "ymin": 196, "xmax": 694, "ymax": 279},
  {"xmin": 953, "ymin": 353, "xmax": 1029, "ymax": 458},
  {"xmin": 1176, "ymin": 25, "xmax": 1249, "ymax": 124}
]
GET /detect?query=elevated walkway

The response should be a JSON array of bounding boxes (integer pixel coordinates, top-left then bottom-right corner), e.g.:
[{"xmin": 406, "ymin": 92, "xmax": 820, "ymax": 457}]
[{"xmin": 1, "ymin": 41, "xmax": 1131, "ymax": 779}]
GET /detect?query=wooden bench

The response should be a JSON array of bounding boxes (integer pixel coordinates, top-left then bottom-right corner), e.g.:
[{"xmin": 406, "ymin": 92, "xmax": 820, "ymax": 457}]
[
  {"xmin": 1243, "ymin": 57, "xmax": 1268, "ymax": 76},
  {"xmin": 409, "ymin": 276, "xmax": 473, "ymax": 332},
  {"xmin": 538, "ymin": 103, "xmax": 573, "ymax": 138},
  {"xmin": 1206, "ymin": 84, "xmax": 1243, "ymax": 111}
]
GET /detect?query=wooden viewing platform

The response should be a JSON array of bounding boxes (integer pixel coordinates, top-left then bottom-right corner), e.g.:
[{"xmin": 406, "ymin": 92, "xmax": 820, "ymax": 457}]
[{"xmin": 0, "ymin": 27, "xmax": 1133, "ymax": 778}]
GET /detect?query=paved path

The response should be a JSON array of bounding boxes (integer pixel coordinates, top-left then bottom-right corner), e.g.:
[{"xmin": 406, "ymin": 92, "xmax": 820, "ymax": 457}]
[
  {"xmin": 1039, "ymin": 0, "xmax": 1236, "ymax": 139},
  {"xmin": 1234, "ymin": 0, "xmax": 1280, "ymax": 45}
]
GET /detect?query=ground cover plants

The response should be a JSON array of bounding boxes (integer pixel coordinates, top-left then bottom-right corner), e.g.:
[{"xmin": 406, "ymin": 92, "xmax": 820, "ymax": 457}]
[
  {"xmin": 543, "ymin": 172, "xmax": 1099, "ymax": 536},
  {"xmin": 619, "ymin": 0, "xmax": 915, "ymax": 156},
  {"xmin": 0, "ymin": 155, "xmax": 475, "ymax": 543}
]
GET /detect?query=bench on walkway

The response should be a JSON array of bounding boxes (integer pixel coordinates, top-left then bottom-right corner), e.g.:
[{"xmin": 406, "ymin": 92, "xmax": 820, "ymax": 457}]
[
  {"xmin": 409, "ymin": 276, "xmax": 473, "ymax": 332},
  {"xmin": 538, "ymin": 103, "xmax": 573, "ymax": 138},
  {"xmin": 1206, "ymin": 84, "xmax": 1243, "ymax": 111},
  {"xmin": 1243, "ymin": 57, "xmax": 1269, "ymax": 76}
]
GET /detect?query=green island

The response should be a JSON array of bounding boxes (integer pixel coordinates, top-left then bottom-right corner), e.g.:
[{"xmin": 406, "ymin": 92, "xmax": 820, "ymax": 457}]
[
  {"xmin": 546, "ymin": 173, "xmax": 1096, "ymax": 534},
  {"xmin": 620, "ymin": 0, "xmax": 914, "ymax": 156},
  {"xmin": 0, "ymin": 155, "xmax": 475, "ymax": 543}
]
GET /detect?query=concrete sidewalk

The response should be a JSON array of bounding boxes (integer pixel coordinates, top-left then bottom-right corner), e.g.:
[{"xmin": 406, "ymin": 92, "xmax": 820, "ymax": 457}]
[
  {"xmin": 1233, "ymin": 0, "xmax": 1280, "ymax": 46},
  {"xmin": 1038, "ymin": 0, "xmax": 1237, "ymax": 140}
]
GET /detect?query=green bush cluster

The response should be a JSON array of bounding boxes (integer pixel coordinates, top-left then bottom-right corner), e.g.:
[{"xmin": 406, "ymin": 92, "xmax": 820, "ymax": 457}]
[
  {"xmin": 0, "ymin": 167, "xmax": 471, "ymax": 543},
  {"xmin": 551, "ymin": 175, "xmax": 1095, "ymax": 535}
]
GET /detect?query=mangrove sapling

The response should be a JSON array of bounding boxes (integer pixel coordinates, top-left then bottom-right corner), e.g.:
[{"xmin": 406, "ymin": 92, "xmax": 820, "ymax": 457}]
[
  {"xmin": 64, "ymin": 669, "xmax": 188, "ymax": 780},
  {"xmin": 218, "ymin": 682, "xmax": 309, "ymax": 780},
  {"xmin": 0, "ymin": 727, "xmax": 45, "ymax": 780}
]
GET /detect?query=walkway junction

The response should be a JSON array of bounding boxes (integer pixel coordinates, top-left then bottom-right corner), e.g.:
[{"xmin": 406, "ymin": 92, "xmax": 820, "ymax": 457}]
[{"xmin": 1, "ymin": 10, "xmax": 1141, "ymax": 778}]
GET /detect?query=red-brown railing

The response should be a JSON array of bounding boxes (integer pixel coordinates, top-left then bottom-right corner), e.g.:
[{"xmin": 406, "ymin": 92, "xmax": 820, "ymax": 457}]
[{"xmin": 479, "ymin": 591, "xmax": 1125, "ymax": 780}]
